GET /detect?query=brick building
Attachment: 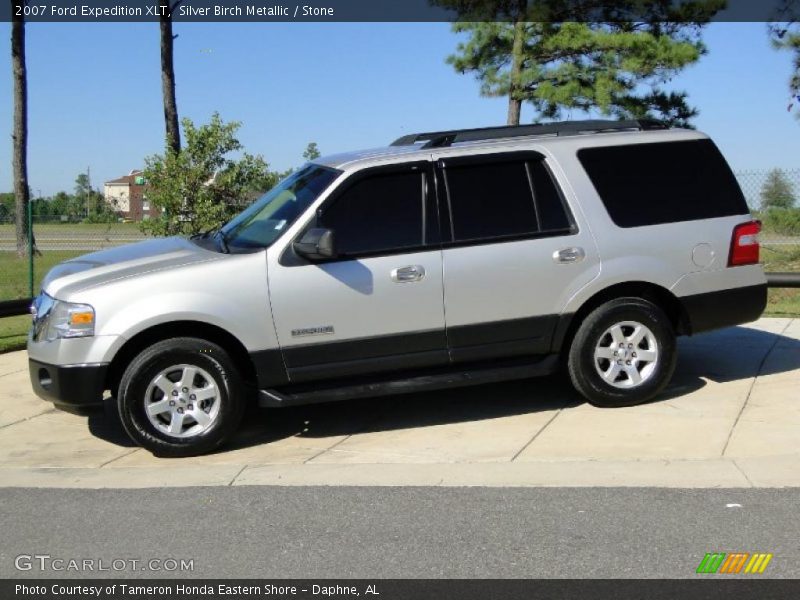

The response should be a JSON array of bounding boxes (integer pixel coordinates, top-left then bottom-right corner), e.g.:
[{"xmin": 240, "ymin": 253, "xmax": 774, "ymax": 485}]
[{"xmin": 104, "ymin": 170, "xmax": 156, "ymax": 221}]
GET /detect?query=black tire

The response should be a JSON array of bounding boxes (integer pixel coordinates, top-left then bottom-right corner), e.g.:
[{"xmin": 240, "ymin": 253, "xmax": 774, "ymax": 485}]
[
  {"xmin": 117, "ymin": 337, "xmax": 245, "ymax": 457},
  {"xmin": 567, "ymin": 297, "xmax": 677, "ymax": 408}
]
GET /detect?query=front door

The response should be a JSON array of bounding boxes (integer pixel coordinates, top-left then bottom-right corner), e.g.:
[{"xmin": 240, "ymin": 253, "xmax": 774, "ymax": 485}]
[
  {"xmin": 267, "ymin": 161, "xmax": 448, "ymax": 383},
  {"xmin": 433, "ymin": 150, "xmax": 600, "ymax": 362}
]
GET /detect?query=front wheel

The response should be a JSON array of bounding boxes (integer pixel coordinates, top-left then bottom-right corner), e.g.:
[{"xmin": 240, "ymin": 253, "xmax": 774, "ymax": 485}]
[
  {"xmin": 567, "ymin": 298, "xmax": 677, "ymax": 408},
  {"xmin": 117, "ymin": 337, "xmax": 246, "ymax": 457}
]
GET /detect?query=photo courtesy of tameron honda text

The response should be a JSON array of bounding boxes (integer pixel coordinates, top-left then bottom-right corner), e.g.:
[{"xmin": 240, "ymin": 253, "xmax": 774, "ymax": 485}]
[
  {"xmin": 15, "ymin": 583, "xmax": 369, "ymax": 596},
  {"xmin": 28, "ymin": 118, "xmax": 767, "ymax": 457}
]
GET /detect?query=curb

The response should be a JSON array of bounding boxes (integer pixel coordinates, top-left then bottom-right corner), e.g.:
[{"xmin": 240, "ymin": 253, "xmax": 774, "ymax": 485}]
[{"xmin": 2, "ymin": 455, "xmax": 799, "ymax": 489}]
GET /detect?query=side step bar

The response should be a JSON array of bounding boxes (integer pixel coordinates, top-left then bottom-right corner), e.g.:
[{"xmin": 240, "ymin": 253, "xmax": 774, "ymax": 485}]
[{"xmin": 258, "ymin": 355, "xmax": 558, "ymax": 407}]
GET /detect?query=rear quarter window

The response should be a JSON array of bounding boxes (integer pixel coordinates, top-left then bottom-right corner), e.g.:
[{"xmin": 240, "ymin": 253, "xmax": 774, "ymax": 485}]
[{"xmin": 577, "ymin": 139, "xmax": 749, "ymax": 228}]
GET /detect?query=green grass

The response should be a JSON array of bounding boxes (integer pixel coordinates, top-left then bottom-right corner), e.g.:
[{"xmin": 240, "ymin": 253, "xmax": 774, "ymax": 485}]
[
  {"xmin": 1, "ymin": 221, "xmax": 147, "ymax": 302},
  {"xmin": 761, "ymin": 244, "xmax": 800, "ymax": 317},
  {"xmin": 766, "ymin": 288, "xmax": 800, "ymax": 317},
  {"xmin": 1, "ymin": 251, "xmax": 80, "ymax": 353},
  {"xmin": 1, "ymin": 251, "xmax": 84, "ymax": 301},
  {"xmin": 0, "ymin": 314, "xmax": 29, "ymax": 353},
  {"xmin": 0, "ymin": 221, "xmax": 142, "ymax": 234}
]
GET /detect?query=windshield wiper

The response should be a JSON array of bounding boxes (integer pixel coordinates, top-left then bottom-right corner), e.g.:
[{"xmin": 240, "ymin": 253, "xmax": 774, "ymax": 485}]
[
  {"xmin": 190, "ymin": 228, "xmax": 216, "ymax": 240},
  {"xmin": 215, "ymin": 229, "xmax": 230, "ymax": 254}
]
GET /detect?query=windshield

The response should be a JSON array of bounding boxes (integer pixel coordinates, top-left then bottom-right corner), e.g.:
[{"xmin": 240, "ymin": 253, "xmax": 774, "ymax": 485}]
[{"xmin": 219, "ymin": 164, "xmax": 341, "ymax": 251}]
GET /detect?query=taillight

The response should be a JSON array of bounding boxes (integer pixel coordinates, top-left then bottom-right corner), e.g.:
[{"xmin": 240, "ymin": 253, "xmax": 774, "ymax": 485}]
[{"xmin": 728, "ymin": 220, "xmax": 761, "ymax": 267}]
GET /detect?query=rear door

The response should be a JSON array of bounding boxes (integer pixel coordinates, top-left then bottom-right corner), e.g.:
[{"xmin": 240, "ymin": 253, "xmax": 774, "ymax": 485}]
[
  {"xmin": 433, "ymin": 151, "xmax": 600, "ymax": 362},
  {"xmin": 267, "ymin": 161, "xmax": 448, "ymax": 383}
]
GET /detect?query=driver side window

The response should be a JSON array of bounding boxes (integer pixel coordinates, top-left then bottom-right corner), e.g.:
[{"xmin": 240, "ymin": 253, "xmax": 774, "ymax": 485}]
[{"xmin": 320, "ymin": 169, "xmax": 427, "ymax": 257}]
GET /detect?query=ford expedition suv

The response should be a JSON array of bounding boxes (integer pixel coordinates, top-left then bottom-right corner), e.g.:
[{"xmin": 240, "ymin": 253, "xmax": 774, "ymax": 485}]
[{"xmin": 28, "ymin": 119, "xmax": 767, "ymax": 456}]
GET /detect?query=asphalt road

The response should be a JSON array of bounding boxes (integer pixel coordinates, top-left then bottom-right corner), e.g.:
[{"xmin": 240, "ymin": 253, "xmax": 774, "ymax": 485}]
[{"xmin": 1, "ymin": 487, "xmax": 798, "ymax": 579}]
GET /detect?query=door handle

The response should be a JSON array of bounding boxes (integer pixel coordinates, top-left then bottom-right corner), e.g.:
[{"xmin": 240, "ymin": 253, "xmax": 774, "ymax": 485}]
[
  {"xmin": 391, "ymin": 265, "xmax": 426, "ymax": 283},
  {"xmin": 553, "ymin": 247, "xmax": 586, "ymax": 264}
]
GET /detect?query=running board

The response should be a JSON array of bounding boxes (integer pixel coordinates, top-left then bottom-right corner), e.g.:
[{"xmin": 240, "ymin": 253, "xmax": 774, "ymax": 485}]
[{"xmin": 258, "ymin": 355, "xmax": 558, "ymax": 407}]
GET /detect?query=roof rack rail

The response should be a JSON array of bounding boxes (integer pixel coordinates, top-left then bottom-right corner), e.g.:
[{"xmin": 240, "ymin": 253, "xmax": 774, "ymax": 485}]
[{"xmin": 390, "ymin": 119, "xmax": 668, "ymax": 149}]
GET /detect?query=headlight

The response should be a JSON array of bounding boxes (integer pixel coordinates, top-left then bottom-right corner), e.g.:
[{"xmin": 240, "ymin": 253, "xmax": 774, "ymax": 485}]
[{"xmin": 31, "ymin": 294, "xmax": 95, "ymax": 342}]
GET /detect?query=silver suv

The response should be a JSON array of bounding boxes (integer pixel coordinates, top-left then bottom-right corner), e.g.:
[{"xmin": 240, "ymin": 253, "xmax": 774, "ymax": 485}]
[{"xmin": 27, "ymin": 120, "xmax": 767, "ymax": 456}]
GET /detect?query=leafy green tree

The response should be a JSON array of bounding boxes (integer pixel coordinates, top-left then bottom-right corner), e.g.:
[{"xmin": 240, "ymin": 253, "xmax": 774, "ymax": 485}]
[
  {"xmin": 0, "ymin": 192, "xmax": 15, "ymax": 222},
  {"xmin": 74, "ymin": 172, "xmax": 90, "ymax": 197},
  {"xmin": 83, "ymin": 192, "xmax": 118, "ymax": 223},
  {"xmin": 31, "ymin": 197, "xmax": 51, "ymax": 217},
  {"xmin": 48, "ymin": 191, "xmax": 69, "ymax": 218},
  {"xmin": 769, "ymin": 1, "xmax": 800, "ymax": 117},
  {"xmin": 761, "ymin": 168, "xmax": 797, "ymax": 210},
  {"xmin": 142, "ymin": 113, "xmax": 278, "ymax": 236},
  {"xmin": 47, "ymin": 191, "xmax": 84, "ymax": 222},
  {"xmin": 303, "ymin": 142, "xmax": 321, "ymax": 161},
  {"xmin": 0, "ymin": 192, "xmax": 14, "ymax": 223},
  {"xmin": 74, "ymin": 172, "xmax": 95, "ymax": 217},
  {"xmin": 440, "ymin": 1, "xmax": 722, "ymax": 126},
  {"xmin": 73, "ymin": 171, "xmax": 112, "ymax": 221}
]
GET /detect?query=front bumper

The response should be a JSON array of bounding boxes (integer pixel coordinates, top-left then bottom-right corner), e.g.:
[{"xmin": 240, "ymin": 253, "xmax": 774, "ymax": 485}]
[{"xmin": 29, "ymin": 359, "xmax": 108, "ymax": 415}]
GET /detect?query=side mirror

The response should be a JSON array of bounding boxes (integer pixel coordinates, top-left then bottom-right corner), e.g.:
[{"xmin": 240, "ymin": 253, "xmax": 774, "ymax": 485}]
[{"xmin": 293, "ymin": 228, "xmax": 337, "ymax": 261}]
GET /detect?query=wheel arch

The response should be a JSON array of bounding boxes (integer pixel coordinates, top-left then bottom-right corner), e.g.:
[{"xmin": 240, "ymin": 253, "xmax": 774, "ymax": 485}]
[
  {"xmin": 106, "ymin": 321, "xmax": 258, "ymax": 397},
  {"xmin": 552, "ymin": 281, "xmax": 690, "ymax": 356}
]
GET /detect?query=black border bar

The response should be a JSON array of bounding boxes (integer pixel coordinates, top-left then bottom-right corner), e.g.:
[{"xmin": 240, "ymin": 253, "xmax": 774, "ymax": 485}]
[
  {"xmin": 0, "ymin": 0, "xmax": 796, "ymax": 23},
  {"xmin": 4, "ymin": 579, "xmax": 800, "ymax": 600}
]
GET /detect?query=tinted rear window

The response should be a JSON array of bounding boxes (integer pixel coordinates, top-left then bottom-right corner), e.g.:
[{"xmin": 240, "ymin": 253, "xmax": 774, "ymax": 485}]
[
  {"xmin": 529, "ymin": 160, "xmax": 571, "ymax": 231},
  {"xmin": 577, "ymin": 139, "xmax": 748, "ymax": 228},
  {"xmin": 445, "ymin": 161, "xmax": 538, "ymax": 241},
  {"xmin": 443, "ymin": 157, "xmax": 574, "ymax": 243}
]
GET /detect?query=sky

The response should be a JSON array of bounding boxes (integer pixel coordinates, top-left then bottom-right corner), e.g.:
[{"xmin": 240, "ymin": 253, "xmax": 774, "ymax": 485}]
[{"xmin": 0, "ymin": 21, "xmax": 798, "ymax": 196}]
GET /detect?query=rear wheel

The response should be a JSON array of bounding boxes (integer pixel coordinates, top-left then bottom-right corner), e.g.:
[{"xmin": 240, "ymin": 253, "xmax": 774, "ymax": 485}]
[
  {"xmin": 567, "ymin": 298, "xmax": 677, "ymax": 407},
  {"xmin": 117, "ymin": 337, "xmax": 245, "ymax": 457}
]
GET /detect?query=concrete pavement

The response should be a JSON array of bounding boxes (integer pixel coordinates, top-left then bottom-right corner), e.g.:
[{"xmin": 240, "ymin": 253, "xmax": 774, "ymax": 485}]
[{"xmin": 0, "ymin": 318, "xmax": 798, "ymax": 488}]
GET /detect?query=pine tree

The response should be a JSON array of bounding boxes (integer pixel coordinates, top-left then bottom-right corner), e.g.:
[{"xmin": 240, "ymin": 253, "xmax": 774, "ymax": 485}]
[
  {"xmin": 439, "ymin": 1, "xmax": 723, "ymax": 126},
  {"xmin": 769, "ymin": 1, "xmax": 800, "ymax": 117},
  {"xmin": 303, "ymin": 142, "xmax": 321, "ymax": 161},
  {"xmin": 761, "ymin": 169, "xmax": 797, "ymax": 210}
]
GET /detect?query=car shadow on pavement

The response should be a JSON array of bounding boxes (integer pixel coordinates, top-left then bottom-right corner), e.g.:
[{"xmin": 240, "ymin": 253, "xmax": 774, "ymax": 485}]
[
  {"xmin": 87, "ymin": 374, "xmax": 589, "ymax": 452},
  {"xmin": 675, "ymin": 325, "xmax": 800, "ymax": 384},
  {"xmin": 232, "ymin": 374, "xmax": 587, "ymax": 450},
  {"xmin": 86, "ymin": 325, "xmax": 799, "ymax": 454},
  {"xmin": 87, "ymin": 402, "xmax": 138, "ymax": 448}
]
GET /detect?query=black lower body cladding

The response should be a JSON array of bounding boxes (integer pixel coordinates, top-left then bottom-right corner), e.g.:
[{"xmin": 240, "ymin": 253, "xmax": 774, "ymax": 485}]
[
  {"xmin": 28, "ymin": 359, "xmax": 108, "ymax": 415},
  {"xmin": 681, "ymin": 283, "xmax": 768, "ymax": 335}
]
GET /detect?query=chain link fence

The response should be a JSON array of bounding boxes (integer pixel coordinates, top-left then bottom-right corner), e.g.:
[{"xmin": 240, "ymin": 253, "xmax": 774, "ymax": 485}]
[
  {"xmin": 735, "ymin": 168, "xmax": 800, "ymax": 210},
  {"xmin": 733, "ymin": 170, "xmax": 800, "ymax": 293}
]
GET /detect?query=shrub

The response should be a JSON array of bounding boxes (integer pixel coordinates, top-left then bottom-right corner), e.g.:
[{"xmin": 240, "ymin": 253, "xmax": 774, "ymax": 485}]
[
  {"xmin": 761, "ymin": 207, "xmax": 800, "ymax": 237},
  {"xmin": 142, "ymin": 113, "xmax": 277, "ymax": 237}
]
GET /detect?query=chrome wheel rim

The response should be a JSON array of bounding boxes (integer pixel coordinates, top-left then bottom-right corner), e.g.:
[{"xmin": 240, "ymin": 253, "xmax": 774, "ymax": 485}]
[
  {"xmin": 593, "ymin": 321, "xmax": 659, "ymax": 389},
  {"xmin": 144, "ymin": 364, "xmax": 220, "ymax": 438}
]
